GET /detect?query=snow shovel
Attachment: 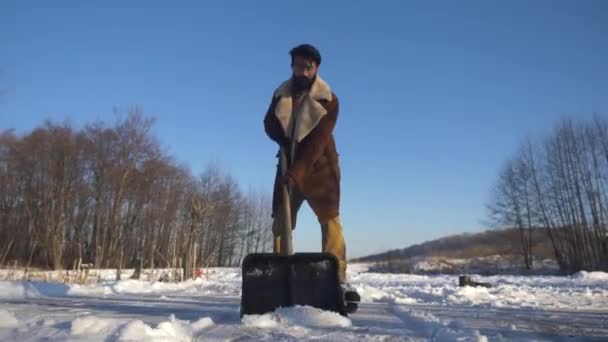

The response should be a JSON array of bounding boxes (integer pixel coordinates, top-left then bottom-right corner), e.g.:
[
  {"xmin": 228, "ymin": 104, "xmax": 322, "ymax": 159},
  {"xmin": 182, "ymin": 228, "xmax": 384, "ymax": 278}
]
[{"xmin": 240, "ymin": 147, "xmax": 345, "ymax": 317}]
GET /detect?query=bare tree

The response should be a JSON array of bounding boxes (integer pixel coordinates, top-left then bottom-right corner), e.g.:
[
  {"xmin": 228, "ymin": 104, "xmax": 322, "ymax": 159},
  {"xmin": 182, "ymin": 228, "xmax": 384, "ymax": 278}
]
[
  {"xmin": 488, "ymin": 115, "xmax": 608, "ymax": 272},
  {"xmin": 487, "ymin": 155, "xmax": 533, "ymax": 270}
]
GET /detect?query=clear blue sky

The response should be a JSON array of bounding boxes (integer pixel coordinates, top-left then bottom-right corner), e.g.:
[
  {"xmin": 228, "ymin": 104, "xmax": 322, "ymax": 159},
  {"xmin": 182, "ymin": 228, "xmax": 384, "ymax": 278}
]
[{"xmin": 1, "ymin": 1, "xmax": 607, "ymax": 258}]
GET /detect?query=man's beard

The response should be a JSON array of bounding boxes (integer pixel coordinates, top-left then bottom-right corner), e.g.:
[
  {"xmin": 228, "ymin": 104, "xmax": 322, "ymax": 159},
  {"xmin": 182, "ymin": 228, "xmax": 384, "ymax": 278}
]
[{"xmin": 292, "ymin": 75, "xmax": 315, "ymax": 94}]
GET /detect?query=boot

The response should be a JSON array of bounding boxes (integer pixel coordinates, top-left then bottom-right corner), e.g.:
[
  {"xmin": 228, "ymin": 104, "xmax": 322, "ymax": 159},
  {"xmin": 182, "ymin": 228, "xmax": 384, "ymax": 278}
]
[{"xmin": 321, "ymin": 216, "xmax": 347, "ymax": 283}]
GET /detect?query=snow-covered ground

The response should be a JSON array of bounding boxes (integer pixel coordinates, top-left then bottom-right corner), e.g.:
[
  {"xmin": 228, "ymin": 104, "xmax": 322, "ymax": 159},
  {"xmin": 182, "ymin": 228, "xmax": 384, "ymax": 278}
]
[{"xmin": 1, "ymin": 263, "xmax": 607, "ymax": 341}]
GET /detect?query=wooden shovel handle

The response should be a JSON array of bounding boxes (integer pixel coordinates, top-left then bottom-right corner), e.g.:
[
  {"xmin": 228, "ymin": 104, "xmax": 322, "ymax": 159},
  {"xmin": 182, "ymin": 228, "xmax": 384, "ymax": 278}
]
[{"xmin": 279, "ymin": 147, "xmax": 294, "ymax": 256}]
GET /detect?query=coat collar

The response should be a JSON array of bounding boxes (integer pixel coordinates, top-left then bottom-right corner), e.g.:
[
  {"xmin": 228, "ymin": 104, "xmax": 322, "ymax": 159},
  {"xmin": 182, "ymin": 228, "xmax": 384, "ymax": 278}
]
[
  {"xmin": 273, "ymin": 75, "xmax": 333, "ymax": 142},
  {"xmin": 273, "ymin": 75, "xmax": 333, "ymax": 102}
]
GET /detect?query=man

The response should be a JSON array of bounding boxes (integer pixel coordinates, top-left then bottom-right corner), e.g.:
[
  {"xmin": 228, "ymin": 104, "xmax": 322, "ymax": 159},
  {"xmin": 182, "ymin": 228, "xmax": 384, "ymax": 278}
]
[{"xmin": 263, "ymin": 44, "xmax": 347, "ymax": 283}]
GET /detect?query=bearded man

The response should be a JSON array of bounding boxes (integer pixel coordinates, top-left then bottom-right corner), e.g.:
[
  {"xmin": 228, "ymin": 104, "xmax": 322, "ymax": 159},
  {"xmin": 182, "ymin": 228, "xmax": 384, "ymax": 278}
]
[{"xmin": 263, "ymin": 44, "xmax": 348, "ymax": 284}]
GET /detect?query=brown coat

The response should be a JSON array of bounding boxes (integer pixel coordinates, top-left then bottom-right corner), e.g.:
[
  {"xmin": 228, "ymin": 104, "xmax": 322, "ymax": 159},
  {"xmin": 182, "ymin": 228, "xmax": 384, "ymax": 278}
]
[{"xmin": 264, "ymin": 76, "xmax": 341, "ymax": 224}]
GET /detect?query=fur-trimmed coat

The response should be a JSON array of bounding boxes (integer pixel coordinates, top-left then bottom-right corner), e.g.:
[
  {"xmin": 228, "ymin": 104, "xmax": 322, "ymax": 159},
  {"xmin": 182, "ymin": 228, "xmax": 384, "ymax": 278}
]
[{"xmin": 263, "ymin": 75, "xmax": 341, "ymax": 223}]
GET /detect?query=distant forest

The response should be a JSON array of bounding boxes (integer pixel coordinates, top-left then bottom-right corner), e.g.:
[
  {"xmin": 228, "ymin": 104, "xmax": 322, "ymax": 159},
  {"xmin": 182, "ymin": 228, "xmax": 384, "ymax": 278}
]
[{"xmin": 0, "ymin": 110, "xmax": 273, "ymax": 278}]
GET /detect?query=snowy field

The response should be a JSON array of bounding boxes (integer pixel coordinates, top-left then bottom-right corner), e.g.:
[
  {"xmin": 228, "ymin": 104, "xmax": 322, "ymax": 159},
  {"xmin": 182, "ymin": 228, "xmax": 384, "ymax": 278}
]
[{"xmin": 0, "ymin": 264, "xmax": 607, "ymax": 341}]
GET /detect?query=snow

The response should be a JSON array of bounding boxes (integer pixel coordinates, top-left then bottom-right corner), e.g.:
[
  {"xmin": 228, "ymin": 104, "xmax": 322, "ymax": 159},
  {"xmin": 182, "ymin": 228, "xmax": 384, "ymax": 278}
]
[
  {"xmin": 242, "ymin": 306, "xmax": 352, "ymax": 329},
  {"xmin": 349, "ymin": 265, "xmax": 608, "ymax": 311},
  {"xmin": 391, "ymin": 306, "xmax": 489, "ymax": 342},
  {"xmin": 0, "ymin": 310, "xmax": 19, "ymax": 328},
  {"xmin": 68, "ymin": 314, "xmax": 215, "ymax": 341},
  {"xmin": 0, "ymin": 263, "xmax": 607, "ymax": 341},
  {"xmin": 68, "ymin": 277, "xmax": 239, "ymax": 298},
  {"xmin": 0, "ymin": 281, "xmax": 27, "ymax": 299},
  {"xmin": 241, "ymin": 313, "xmax": 281, "ymax": 329},
  {"xmin": 190, "ymin": 317, "xmax": 215, "ymax": 332},
  {"xmin": 572, "ymin": 270, "xmax": 608, "ymax": 281},
  {"xmin": 117, "ymin": 315, "xmax": 197, "ymax": 341},
  {"xmin": 71, "ymin": 316, "xmax": 117, "ymax": 336}
]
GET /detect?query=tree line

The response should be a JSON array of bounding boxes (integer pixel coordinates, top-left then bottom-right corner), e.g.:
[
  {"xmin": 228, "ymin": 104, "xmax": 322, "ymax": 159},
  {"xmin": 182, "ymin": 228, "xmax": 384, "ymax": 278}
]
[
  {"xmin": 0, "ymin": 109, "xmax": 273, "ymax": 278},
  {"xmin": 488, "ymin": 115, "xmax": 608, "ymax": 272}
]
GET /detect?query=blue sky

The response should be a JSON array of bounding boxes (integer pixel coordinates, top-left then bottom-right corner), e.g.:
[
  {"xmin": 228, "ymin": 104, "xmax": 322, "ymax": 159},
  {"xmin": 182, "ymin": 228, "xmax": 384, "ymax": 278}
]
[{"xmin": 1, "ymin": 1, "xmax": 607, "ymax": 258}]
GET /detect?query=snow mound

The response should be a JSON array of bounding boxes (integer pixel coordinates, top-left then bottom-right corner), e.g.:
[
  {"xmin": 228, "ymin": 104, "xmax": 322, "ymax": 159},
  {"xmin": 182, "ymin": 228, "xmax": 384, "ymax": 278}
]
[
  {"xmin": 242, "ymin": 306, "xmax": 352, "ymax": 329},
  {"xmin": 357, "ymin": 284, "xmax": 418, "ymax": 304},
  {"xmin": 447, "ymin": 285, "xmax": 496, "ymax": 305},
  {"xmin": 0, "ymin": 310, "xmax": 19, "ymax": 328},
  {"xmin": 356, "ymin": 284, "xmax": 392, "ymax": 303},
  {"xmin": 118, "ymin": 314, "xmax": 214, "ymax": 341},
  {"xmin": 71, "ymin": 316, "xmax": 117, "ymax": 336},
  {"xmin": 0, "ymin": 282, "xmax": 28, "ymax": 299},
  {"xmin": 190, "ymin": 317, "xmax": 215, "ymax": 333},
  {"xmin": 67, "ymin": 276, "xmax": 240, "ymax": 298},
  {"xmin": 572, "ymin": 271, "xmax": 608, "ymax": 281},
  {"xmin": 119, "ymin": 318, "xmax": 192, "ymax": 341},
  {"xmin": 241, "ymin": 314, "xmax": 280, "ymax": 328},
  {"xmin": 68, "ymin": 314, "xmax": 215, "ymax": 341}
]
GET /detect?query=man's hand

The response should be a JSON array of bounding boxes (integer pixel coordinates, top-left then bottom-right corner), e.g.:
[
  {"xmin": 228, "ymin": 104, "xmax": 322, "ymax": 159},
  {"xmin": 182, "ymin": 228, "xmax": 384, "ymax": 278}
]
[
  {"xmin": 278, "ymin": 136, "xmax": 290, "ymax": 149},
  {"xmin": 279, "ymin": 173, "xmax": 296, "ymax": 193}
]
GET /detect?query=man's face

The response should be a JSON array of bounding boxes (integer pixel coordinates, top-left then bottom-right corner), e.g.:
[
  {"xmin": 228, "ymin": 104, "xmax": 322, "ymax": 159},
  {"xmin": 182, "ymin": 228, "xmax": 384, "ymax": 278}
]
[
  {"xmin": 291, "ymin": 56, "xmax": 318, "ymax": 91},
  {"xmin": 291, "ymin": 56, "xmax": 318, "ymax": 79}
]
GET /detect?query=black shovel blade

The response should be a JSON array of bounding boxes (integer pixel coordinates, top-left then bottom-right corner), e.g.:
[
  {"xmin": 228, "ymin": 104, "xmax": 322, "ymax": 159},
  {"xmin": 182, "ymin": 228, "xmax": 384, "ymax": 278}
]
[{"xmin": 240, "ymin": 253, "xmax": 344, "ymax": 316}]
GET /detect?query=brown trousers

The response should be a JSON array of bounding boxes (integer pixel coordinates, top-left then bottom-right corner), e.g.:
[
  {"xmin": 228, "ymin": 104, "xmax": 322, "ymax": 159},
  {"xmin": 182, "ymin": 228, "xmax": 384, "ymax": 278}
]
[{"xmin": 272, "ymin": 189, "xmax": 347, "ymax": 282}]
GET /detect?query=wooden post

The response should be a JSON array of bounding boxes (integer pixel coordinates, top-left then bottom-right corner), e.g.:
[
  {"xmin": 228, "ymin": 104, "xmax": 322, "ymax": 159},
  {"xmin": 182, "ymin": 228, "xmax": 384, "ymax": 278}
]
[
  {"xmin": 1, "ymin": 239, "xmax": 14, "ymax": 267},
  {"xmin": 24, "ymin": 241, "xmax": 37, "ymax": 280},
  {"xmin": 76, "ymin": 258, "xmax": 82, "ymax": 284},
  {"xmin": 178, "ymin": 257, "xmax": 183, "ymax": 282},
  {"xmin": 193, "ymin": 242, "xmax": 198, "ymax": 279},
  {"xmin": 116, "ymin": 248, "xmax": 123, "ymax": 281}
]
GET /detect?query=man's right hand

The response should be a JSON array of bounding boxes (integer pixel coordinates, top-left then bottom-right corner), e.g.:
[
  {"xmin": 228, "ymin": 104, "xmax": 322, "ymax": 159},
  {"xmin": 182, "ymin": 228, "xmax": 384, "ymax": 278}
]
[
  {"xmin": 278, "ymin": 136, "xmax": 290, "ymax": 151},
  {"xmin": 279, "ymin": 173, "xmax": 296, "ymax": 194}
]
